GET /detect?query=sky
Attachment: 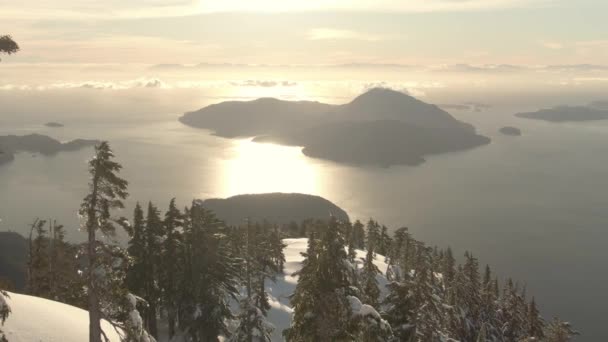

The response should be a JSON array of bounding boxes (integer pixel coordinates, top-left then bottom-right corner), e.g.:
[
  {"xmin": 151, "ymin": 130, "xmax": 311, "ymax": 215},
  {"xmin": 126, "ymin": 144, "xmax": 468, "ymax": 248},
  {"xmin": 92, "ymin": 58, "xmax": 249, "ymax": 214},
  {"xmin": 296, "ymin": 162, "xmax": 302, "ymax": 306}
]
[{"xmin": 2, "ymin": 0, "xmax": 607, "ymax": 66}]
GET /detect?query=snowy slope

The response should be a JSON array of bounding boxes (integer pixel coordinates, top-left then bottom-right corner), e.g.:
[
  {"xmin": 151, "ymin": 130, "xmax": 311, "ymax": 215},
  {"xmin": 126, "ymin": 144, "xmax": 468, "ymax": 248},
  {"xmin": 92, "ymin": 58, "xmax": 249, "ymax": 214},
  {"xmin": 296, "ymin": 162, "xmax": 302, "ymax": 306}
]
[
  {"xmin": 1, "ymin": 238, "xmax": 387, "ymax": 342},
  {"xmin": 2, "ymin": 292, "xmax": 122, "ymax": 342},
  {"xmin": 263, "ymin": 238, "xmax": 389, "ymax": 341}
]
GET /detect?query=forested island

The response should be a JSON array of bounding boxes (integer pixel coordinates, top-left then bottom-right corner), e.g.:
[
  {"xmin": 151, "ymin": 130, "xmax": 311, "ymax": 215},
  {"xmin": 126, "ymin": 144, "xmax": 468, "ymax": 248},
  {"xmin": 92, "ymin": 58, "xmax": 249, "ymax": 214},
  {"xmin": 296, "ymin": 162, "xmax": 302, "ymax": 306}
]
[
  {"xmin": 0, "ymin": 134, "xmax": 98, "ymax": 166},
  {"xmin": 0, "ymin": 142, "xmax": 577, "ymax": 342},
  {"xmin": 180, "ymin": 88, "xmax": 490, "ymax": 167},
  {"xmin": 516, "ymin": 105, "xmax": 608, "ymax": 122}
]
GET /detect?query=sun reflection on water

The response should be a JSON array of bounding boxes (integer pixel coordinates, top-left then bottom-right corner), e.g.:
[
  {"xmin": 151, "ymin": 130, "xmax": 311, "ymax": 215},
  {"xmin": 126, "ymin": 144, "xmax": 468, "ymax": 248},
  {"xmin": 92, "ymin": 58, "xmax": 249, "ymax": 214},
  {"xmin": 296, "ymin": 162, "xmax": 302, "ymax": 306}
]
[{"xmin": 220, "ymin": 139, "xmax": 319, "ymax": 196}]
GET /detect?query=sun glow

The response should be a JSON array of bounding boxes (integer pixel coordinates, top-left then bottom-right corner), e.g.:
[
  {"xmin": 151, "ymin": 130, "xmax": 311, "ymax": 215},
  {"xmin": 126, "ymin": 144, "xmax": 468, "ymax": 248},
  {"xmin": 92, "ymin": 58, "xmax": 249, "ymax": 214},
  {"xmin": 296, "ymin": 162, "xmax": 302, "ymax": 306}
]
[{"xmin": 220, "ymin": 139, "xmax": 319, "ymax": 196}]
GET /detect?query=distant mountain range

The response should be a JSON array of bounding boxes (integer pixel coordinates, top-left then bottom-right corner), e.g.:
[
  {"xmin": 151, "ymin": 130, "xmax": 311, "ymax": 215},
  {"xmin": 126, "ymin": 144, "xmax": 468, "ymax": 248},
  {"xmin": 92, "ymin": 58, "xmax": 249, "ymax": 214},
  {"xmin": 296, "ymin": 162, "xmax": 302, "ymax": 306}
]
[
  {"xmin": 180, "ymin": 88, "xmax": 490, "ymax": 166},
  {"xmin": 0, "ymin": 134, "xmax": 99, "ymax": 166}
]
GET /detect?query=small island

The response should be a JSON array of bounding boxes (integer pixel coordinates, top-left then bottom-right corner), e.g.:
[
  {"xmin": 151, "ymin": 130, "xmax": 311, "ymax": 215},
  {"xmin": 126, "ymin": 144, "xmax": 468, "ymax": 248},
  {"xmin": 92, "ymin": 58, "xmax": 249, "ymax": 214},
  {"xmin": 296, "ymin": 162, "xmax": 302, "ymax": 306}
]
[
  {"xmin": 44, "ymin": 122, "xmax": 64, "ymax": 128},
  {"xmin": 499, "ymin": 126, "xmax": 522, "ymax": 136},
  {"xmin": 202, "ymin": 193, "xmax": 349, "ymax": 226},
  {"xmin": 0, "ymin": 134, "xmax": 99, "ymax": 166}
]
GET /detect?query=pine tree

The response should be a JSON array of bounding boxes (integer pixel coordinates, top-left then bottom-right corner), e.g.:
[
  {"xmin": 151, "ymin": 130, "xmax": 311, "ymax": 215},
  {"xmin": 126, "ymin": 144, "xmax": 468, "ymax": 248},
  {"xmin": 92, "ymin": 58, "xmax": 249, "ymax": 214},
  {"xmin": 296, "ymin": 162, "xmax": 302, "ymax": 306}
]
[
  {"xmin": 79, "ymin": 141, "xmax": 128, "ymax": 342},
  {"xmin": 142, "ymin": 201, "xmax": 163, "ymax": 338},
  {"xmin": 377, "ymin": 225, "xmax": 392, "ymax": 257},
  {"xmin": 285, "ymin": 219, "xmax": 355, "ymax": 341},
  {"xmin": 544, "ymin": 317, "xmax": 578, "ymax": 342},
  {"xmin": 526, "ymin": 297, "xmax": 544, "ymax": 339},
  {"xmin": 0, "ymin": 35, "xmax": 19, "ymax": 60},
  {"xmin": 349, "ymin": 295, "xmax": 393, "ymax": 342},
  {"xmin": 232, "ymin": 222, "xmax": 275, "ymax": 342},
  {"xmin": 178, "ymin": 200, "xmax": 240, "ymax": 341},
  {"xmin": 365, "ymin": 219, "xmax": 380, "ymax": 253},
  {"xmin": 126, "ymin": 203, "xmax": 146, "ymax": 297},
  {"xmin": 352, "ymin": 220, "xmax": 366, "ymax": 249},
  {"xmin": 27, "ymin": 219, "xmax": 50, "ymax": 297},
  {"xmin": 360, "ymin": 247, "xmax": 381, "ymax": 307},
  {"xmin": 160, "ymin": 198, "xmax": 183, "ymax": 339},
  {"xmin": 383, "ymin": 278, "xmax": 415, "ymax": 341},
  {"xmin": 283, "ymin": 232, "xmax": 319, "ymax": 341},
  {"xmin": 0, "ymin": 290, "xmax": 9, "ymax": 342},
  {"xmin": 411, "ymin": 245, "xmax": 444, "ymax": 341},
  {"xmin": 48, "ymin": 220, "xmax": 85, "ymax": 306}
]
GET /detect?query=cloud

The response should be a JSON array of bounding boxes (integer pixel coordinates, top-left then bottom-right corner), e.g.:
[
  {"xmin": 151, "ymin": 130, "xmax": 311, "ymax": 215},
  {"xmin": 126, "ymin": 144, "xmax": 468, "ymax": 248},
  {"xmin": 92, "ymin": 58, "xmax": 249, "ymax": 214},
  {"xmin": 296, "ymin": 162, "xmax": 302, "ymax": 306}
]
[
  {"xmin": 199, "ymin": 0, "xmax": 553, "ymax": 14},
  {"xmin": 541, "ymin": 41, "xmax": 564, "ymax": 50},
  {"xmin": 1, "ymin": 0, "xmax": 554, "ymax": 19},
  {"xmin": 229, "ymin": 80, "xmax": 298, "ymax": 87},
  {"xmin": 438, "ymin": 102, "xmax": 492, "ymax": 112},
  {"xmin": 432, "ymin": 64, "xmax": 525, "ymax": 73},
  {"xmin": 307, "ymin": 28, "xmax": 387, "ymax": 42},
  {"xmin": 0, "ymin": 78, "xmax": 168, "ymax": 91}
]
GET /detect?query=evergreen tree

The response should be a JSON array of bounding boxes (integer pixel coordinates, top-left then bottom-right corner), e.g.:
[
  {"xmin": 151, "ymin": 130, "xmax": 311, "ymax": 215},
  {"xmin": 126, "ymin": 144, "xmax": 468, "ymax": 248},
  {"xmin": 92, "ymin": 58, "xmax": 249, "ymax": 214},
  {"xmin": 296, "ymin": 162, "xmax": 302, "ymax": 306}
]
[
  {"xmin": 377, "ymin": 225, "xmax": 392, "ymax": 257},
  {"xmin": 27, "ymin": 219, "xmax": 50, "ymax": 297},
  {"xmin": 48, "ymin": 221, "xmax": 85, "ymax": 306},
  {"xmin": 360, "ymin": 247, "xmax": 381, "ymax": 307},
  {"xmin": 526, "ymin": 297, "xmax": 544, "ymax": 339},
  {"xmin": 0, "ymin": 290, "xmax": 9, "ymax": 342},
  {"xmin": 411, "ymin": 245, "xmax": 444, "ymax": 341},
  {"xmin": 232, "ymin": 222, "xmax": 275, "ymax": 342},
  {"xmin": 231, "ymin": 297, "xmax": 274, "ymax": 342},
  {"xmin": 383, "ymin": 278, "xmax": 415, "ymax": 341},
  {"xmin": 352, "ymin": 220, "xmax": 366, "ymax": 249},
  {"xmin": 285, "ymin": 219, "xmax": 355, "ymax": 340},
  {"xmin": 126, "ymin": 203, "xmax": 146, "ymax": 298},
  {"xmin": 178, "ymin": 201, "xmax": 240, "ymax": 341},
  {"xmin": 79, "ymin": 141, "xmax": 129, "ymax": 342},
  {"xmin": 365, "ymin": 220, "xmax": 380, "ymax": 253},
  {"xmin": 142, "ymin": 202, "xmax": 164, "ymax": 337},
  {"xmin": 283, "ymin": 232, "xmax": 320, "ymax": 341},
  {"xmin": 544, "ymin": 317, "xmax": 578, "ymax": 342},
  {"xmin": 0, "ymin": 35, "xmax": 19, "ymax": 60},
  {"xmin": 160, "ymin": 198, "xmax": 183, "ymax": 339}
]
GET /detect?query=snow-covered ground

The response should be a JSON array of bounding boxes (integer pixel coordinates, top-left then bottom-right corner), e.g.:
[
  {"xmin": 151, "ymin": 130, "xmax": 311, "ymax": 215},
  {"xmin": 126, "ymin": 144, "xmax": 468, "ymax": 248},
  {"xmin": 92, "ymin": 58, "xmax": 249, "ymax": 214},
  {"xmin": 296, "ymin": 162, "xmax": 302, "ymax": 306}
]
[
  {"xmin": 264, "ymin": 238, "xmax": 390, "ymax": 341},
  {"xmin": 1, "ymin": 238, "xmax": 388, "ymax": 342},
  {"xmin": 1, "ymin": 292, "xmax": 122, "ymax": 342}
]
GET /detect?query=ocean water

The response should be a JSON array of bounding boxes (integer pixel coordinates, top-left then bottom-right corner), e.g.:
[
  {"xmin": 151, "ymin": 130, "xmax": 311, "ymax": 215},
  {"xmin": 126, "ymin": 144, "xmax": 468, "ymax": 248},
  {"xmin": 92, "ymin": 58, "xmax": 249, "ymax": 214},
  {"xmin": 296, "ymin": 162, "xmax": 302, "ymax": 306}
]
[{"xmin": 1, "ymin": 90, "xmax": 607, "ymax": 340}]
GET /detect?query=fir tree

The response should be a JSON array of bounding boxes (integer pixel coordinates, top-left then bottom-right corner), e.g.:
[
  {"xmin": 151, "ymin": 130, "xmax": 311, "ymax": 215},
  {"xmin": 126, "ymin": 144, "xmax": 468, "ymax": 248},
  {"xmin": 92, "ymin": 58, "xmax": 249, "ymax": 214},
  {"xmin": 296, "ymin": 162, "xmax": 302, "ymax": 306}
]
[
  {"xmin": 526, "ymin": 297, "xmax": 544, "ymax": 339},
  {"xmin": 0, "ymin": 290, "xmax": 9, "ymax": 342},
  {"xmin": 383, "ymin": 278, "xmax": 415, "ymax": 341},
  {"xmin": 160, "ymin": 198, "xmax": 183, "ymax": 339},
  {"xmin": 285, "ymin": 219, "xmax": 355, "ymax": 340},
  {"xmin": 360, "ymin": 247, "xmax": 381, "ymax": 307},
  {"xmin": 79, "ymin": 141, "xmax": 129, "ymax": 342},
  {"xmin": 26, "ymin": 219, "xmax": 50, "ymax": 297},
  {"xmin": 142, "ymin": 201, "xmax": 163, "ymax": 337},
  {"xmin": 0, "ymin": 35, "xmax": 19, "ymax": 60},
  {"xmin": 544, "ymin": 317, "xmax": 578, "ymax": 342},
  {"xmin": 126, "ymin": 203, "xmax": 146, "ymax": 298},
  {"xmin": 178, "ymin": 201, "xmax": 240, "ymax": 341},
  {"xmin": 352, "ymin": 220, "xmax": 366, "ymax": 249}
]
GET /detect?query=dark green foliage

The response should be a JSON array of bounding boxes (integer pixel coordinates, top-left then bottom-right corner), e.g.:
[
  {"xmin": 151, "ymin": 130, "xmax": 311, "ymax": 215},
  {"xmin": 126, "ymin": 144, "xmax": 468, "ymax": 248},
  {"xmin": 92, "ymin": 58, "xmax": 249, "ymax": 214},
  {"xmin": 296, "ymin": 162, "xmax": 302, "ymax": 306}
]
[
  {"xmin": 0, "ymin": 290, "xmax": 9, "ymax": 342},
  {"xmin": 79, "ymin": 141, "xmax": 129, "ymax": 342},
  {"xmin": 360, "ymin": 247, "xmax": 381, "ymax": 307},
  {"xmin": 178, "ymin": 201, "xmax": 240, "ymax": 341},
  {"xmin": 23, "ymin": 219, "xmax": 85, "ymax": 307},
  {"xmin": 285, "ymin": 220, "xmax": 356, "ymax": 341},
  {"xmin": 383, "ymin": 280, "xmax": 415, "ymax": 341},
  {"xmin": 544, "ymin": 317, "xmax": 578, "ymax": 342},
  {"xmin": 160, "ymin": 198, "xmax": 184, "ymax": 339},
  {"xmin": 0, "ymin": 35, "xmax": 19, "ymax": 60}
]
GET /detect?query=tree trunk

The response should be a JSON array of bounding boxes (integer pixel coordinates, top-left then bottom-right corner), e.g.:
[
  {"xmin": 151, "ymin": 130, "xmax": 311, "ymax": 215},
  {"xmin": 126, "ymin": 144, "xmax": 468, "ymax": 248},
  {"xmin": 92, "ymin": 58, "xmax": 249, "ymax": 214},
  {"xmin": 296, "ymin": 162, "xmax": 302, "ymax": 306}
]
[{"xmin": 87, "ymin": 170, "xmax": 102, "ymax": 342}]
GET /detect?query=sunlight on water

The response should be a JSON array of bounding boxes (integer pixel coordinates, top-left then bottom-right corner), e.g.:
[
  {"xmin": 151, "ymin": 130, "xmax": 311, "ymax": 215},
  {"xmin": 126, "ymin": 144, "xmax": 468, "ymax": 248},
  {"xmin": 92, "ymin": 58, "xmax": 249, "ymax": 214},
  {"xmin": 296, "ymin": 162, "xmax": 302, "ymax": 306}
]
[{"xmin": 220, "ymin": 139, "xmax": 319, "ymax": 196}]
